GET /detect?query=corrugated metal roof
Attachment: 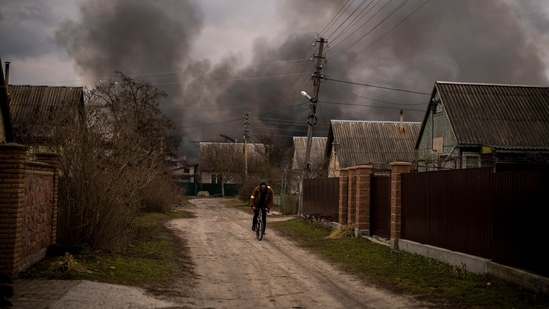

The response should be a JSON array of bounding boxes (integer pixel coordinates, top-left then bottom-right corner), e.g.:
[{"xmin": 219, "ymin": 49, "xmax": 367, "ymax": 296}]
[
  {"xmin": 8, "ymin": 85, "xmax": 84, "ymax": 143},
  {"xmin": 435, "ymin": 82, "xmax": 549, "ymax": 150},
  {"xmin": 327, "ymin": 120, "xmax": 421, "ymax": 169},
  {"xmin": 291, "ymin": 137, "xmax": 327, "ymax": 169}
]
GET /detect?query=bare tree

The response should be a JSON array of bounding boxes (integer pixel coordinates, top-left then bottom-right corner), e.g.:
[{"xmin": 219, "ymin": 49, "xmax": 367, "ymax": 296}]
[
  {"xmin": 199, "ymin": 143, "xmax": 245, "ymax": 197},
  {"xmin": 50, "ymin": 72, "xmax": 182, "ymax": 250}
]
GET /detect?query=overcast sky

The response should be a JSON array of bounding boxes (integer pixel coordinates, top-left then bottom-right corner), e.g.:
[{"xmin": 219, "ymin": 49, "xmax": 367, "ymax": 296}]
[{"xmin": 2, "ymin": 0, "xmax": 549, "ymax": 160}]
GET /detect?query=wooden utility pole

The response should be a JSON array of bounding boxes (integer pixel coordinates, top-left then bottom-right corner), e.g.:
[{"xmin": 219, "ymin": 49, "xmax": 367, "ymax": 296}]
[
  {"xmin": 243, "ymin": 112, "xmax": 250, "ymax": 178},
  {"xmin": 303, "ymin": 37, "xmax": 326, "ymax": 171}
]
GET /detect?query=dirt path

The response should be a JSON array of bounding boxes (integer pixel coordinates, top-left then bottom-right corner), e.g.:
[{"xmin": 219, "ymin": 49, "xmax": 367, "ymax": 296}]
[{"xmin": 167, "ymin": 198, "xmax": 430, "ymax": 309}]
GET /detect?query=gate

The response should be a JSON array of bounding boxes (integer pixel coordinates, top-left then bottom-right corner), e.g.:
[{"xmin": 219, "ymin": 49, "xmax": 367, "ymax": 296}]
[{"xmin": 370, "ymin": 175, "xmax": 391, "ymax": 239}]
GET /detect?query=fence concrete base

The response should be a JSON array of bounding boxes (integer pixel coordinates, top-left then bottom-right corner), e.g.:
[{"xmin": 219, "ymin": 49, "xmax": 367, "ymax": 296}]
[
  {"xmin": 487, "ymin": 262, "xmax": 549, "ymax": 295},
  {"xmin": 398, "ymin": 239, "xmax": 489, "ymax": 274},
  {"xmin": 398, "ymin": 239, "xmax": 549, "ymax": 294}
]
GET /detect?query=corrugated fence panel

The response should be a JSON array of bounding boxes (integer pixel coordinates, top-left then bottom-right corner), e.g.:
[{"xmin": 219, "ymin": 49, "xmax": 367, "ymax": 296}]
[
  {"xmin": 402, "ymin": 172, "xmax": 430, "ymax": 243},
  {"xmin": 403, "ymin": 167, "xmax": 548, "ymax": 276},
  {"xmin": 492, "ymin": 170, "xmax": 549, "ymax": 277},
  {"xmin": 303, "ymin": 178, "xmax": 339, "ymax": 220},
  {"xmin": 402, "ymin": 168, "xmax": 492, "ymax": 258}
]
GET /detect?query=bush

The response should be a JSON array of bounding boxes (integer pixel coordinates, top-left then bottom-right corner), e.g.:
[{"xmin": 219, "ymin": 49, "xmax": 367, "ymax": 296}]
[
  {"xmin": 140, "ymin": 173, "xmax": 184, "ymax": 213},
  {"xmin": 238, "ymin": 176, "xmax": 262, "ymax": 203}
]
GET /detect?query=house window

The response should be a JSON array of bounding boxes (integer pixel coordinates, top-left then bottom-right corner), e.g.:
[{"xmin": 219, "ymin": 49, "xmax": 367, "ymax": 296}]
[
  {"xmin": 434, "ymin": 103, "xmax": 443, "ymax": 114},
  {"xmin": 183, "ymin": 167, "xmax": 190, "ymax": 174},
  {"xmin": 463, "ymin": 154, "xmax": 480, "ymax": 168},
  {"xmin": 211, "ymin": 174, "xmax": 223, "ymax": 184}
]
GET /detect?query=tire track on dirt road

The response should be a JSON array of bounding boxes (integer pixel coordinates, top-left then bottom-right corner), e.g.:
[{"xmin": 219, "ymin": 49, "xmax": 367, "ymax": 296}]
[{"xmin": 167, "ymin": 198, "xmax": 431, "ymax": 309}]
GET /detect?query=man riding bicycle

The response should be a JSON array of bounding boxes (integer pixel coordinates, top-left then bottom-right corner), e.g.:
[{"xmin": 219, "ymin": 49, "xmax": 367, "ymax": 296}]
[{"xmin": 250, "ymin": 179, "xmax": 273, "ymax": 233}]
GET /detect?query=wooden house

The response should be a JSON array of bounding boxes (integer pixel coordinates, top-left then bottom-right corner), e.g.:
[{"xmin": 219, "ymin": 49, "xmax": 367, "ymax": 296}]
[{"xmin": 416, "ymin": 81, "xmax": 549, "ymax": 171}]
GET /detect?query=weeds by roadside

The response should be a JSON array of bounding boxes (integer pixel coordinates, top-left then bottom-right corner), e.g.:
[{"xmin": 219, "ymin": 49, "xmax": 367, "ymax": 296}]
[{"xmin": 18, "ymin": 208, "xmax": 195, "ymax": 293}]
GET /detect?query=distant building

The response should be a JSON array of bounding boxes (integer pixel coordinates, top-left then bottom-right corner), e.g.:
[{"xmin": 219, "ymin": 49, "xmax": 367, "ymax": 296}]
[{"xmin": 198, "ymin": 141, "xmax": 267, "ymax": 185}]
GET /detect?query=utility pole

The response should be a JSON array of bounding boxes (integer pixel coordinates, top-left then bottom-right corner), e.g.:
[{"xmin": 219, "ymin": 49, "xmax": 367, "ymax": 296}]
[
  {"xmin": 303, "ymin": 37, "xmax": 327, "ymax": 172},
  {"xmin": 243, "ymin": 112, "xmax": 250, "ymax": 178}
]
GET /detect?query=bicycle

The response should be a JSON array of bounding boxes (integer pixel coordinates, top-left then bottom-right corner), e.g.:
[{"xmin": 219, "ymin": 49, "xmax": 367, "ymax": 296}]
[{"xmin": 253, "ymin": 207, "xmax": 269, "ymax": 241}]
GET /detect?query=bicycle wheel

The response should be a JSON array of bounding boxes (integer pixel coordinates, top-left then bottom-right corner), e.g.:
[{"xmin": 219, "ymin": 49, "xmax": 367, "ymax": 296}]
[{"xmin": 256, "ymin": 218, "xmax": 263, "ymax": 241}]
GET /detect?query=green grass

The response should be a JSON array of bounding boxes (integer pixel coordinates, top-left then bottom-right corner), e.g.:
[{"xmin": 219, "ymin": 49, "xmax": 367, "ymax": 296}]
[
  {"xmin": 268, "ymin": 217, "xmax": 549, "ymax": 309},
  {"xmin": 18, "ymin": 198, "xmax": 549, "ymax": 308},
  {"xmin": 19, "ymin": 209, "xmax": 195, "ymax": 289}
]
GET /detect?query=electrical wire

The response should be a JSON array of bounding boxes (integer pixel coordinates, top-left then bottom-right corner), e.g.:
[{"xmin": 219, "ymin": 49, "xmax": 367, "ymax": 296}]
[{"xmin": 326, "ymin": 77, "xmax": 430, "ymax": 95}]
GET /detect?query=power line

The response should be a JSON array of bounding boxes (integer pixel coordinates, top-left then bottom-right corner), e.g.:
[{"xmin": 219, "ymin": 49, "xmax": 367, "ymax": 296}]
[
  {"xmin": 344, "ymin": 0, "xmax": 431, "ymax": 63},
  {"xmin": 326, "ymin": 77, "xmax": 430, "ymax": 95},
  {"xmin": 329, "ymin": 0, "xmax": 409, "ymax": 60}
]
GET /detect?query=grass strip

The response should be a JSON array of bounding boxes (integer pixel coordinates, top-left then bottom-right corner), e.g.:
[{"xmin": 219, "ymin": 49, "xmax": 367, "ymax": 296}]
[{"xmin": 269, "ymin": 217, "xmax": 549, "ymax": 309}]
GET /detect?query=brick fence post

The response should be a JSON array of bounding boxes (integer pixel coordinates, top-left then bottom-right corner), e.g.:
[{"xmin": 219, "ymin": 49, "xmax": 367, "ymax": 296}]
[
  {"xmin": 347, "ymin": 167, "xmax": 357, "ymax": 226},
  {"xmin": 355, "ymin": 165, "xmax": 372, "ymax": 237},
  {"xmin": 0, "ymin": 143, "xmax": 28, "ymax": 278},
  {"xmin": 338, "ymin": 168, "xmax": 349, "ymax": 225},
  {"xmin": 389, "ymin": 162, "xmax": 411, "ymax": 250},
  {"xmin": 35, "ymin": 152, "xmax": 59, "ymax": 245}
]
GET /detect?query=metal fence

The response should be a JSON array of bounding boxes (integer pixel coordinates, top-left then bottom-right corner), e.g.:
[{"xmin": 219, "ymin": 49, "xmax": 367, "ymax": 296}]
[
  {"xmin": 302, "ymin": 177, "xmax": 339, "ymax": 221},
  {"xmin": 401, "ymin": 167, "xmax": 549, "ymax": 277}
]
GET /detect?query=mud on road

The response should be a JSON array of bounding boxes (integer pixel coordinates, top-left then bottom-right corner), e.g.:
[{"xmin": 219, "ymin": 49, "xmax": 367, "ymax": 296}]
[{"xmin": 166, "ymin": 198, "xmax": 431, "ymax": 309}]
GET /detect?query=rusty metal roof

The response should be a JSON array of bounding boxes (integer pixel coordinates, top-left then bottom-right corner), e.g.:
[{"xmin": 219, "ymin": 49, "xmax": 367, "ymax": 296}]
[
  {"xmin": 326, "ymin": 120, "xmax": 421, "ymax": 170},
  {"xmin": 8, "ymin": 85, "xmax": 84, "ymax": 143},
  {"xmin": 432, "ymin": 81, "xmax": 549, "ymax": 150},
  {"xmin": 291, "ymin": 137, "xmax": 327, "ymax": 170}
]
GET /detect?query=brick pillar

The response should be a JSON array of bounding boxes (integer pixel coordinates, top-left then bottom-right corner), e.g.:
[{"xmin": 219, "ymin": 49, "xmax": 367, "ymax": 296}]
[
  {"xmin": 0, "ymin": 143, "xmax": 28, "ymax": 278},
  {"xmin": 355, "ymin": 165, "xmax": 372, "ymax": 237},
  {"xmin": 389, "ymin": 162, "xmax": 412, "ymax": 250},
  {"xmin": 338, "ymin": 168, "xmax": 349, "ymax": 225},
  {"xmin": 35, "ymin": 152, "xmax": 59, "ymax": 244},
  {"xmin": 347, "ymin": 167, "xmax": 357, "ymax": 226}
]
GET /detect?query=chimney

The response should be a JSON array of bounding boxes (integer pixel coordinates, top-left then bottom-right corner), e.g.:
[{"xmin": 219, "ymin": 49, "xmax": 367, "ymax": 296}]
[{"xmin": 399, "ymin": 110, "xmax": 405, "ymax": 133}]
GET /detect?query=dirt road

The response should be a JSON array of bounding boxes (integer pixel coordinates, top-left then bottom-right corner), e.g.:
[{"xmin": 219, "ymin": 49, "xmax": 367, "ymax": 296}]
[{"xmin": 167, "ymin": 198, "xmax": 430, "ymax": 309}]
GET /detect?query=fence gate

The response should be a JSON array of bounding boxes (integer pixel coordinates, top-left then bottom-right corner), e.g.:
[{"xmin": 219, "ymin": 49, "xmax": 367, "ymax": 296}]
[{"xmin": 370, "ymin": 175, "xmax": 391, "ymax": 239}]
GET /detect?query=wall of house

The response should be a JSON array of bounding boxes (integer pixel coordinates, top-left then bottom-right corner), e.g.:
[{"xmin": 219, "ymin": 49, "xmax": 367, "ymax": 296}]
[
  {"xmin": 417, "ymin": 104, "xmax": 458, "ymax": 171},
  {"xmin": 327, "ymin": 147, "xmax": 340, "ymax": 177},
  {"xmin": 200, "ymin": 171, "xmax": 239, "ymax": 184},
  {"xmin": 0, "ymin": 143, "xmax": 58, "ymax": 278}
]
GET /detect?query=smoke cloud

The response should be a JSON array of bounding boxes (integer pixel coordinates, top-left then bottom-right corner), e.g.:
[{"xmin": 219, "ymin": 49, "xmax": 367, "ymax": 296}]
[{"xmin": 53, "ymin": 0, "xmax": 549, "ymax": 161}]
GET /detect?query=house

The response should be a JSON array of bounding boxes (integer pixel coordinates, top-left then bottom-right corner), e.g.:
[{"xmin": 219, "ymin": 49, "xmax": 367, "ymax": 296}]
[
  {"xmin": 8, "ymin": 84, "xmax": 84, "ymax": 154},
  {"xmin": 290, "ymin": 136, "xmax": 327, "ymax": 171},
  {"xmin": 199, "ymin": 141, "xmax": 267, "ymax": 185},
  {"xmin": 325, "ymin": 117, "xmax": 421, "ymax": 177},
  {"xmin": 415, "ymin": 81, "xmax": 549, "ymax": 171},
  {"xmin": 168, "ymin": 155, "xmax": 198, "ymax": 183},
  {"xmin": 289, "ymin": 136, "xmax": 327, "ymax": 192}
]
